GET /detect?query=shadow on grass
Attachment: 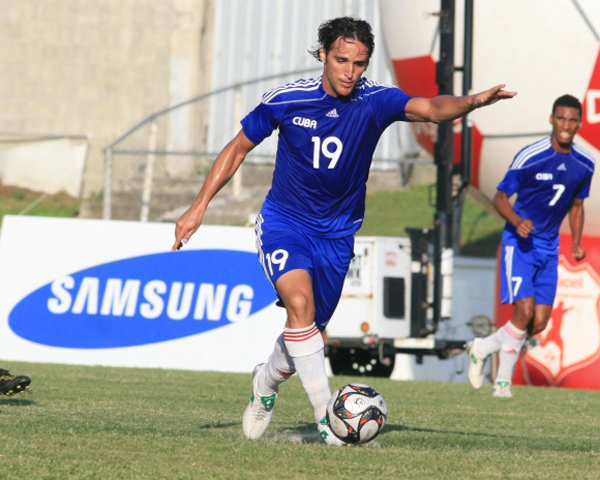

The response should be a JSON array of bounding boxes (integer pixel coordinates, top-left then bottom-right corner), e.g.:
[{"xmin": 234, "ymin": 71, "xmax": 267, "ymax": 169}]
[
  {"xmin": 198, "ymin": 422, "xmax": 239, "ymax": 429},
  {"xmin": 383, "ymin": 423, "xmax": 598, "ymax": 454},
  {"xmin": 384, "ymin": 423, "xmax": 516, "ymax": 439},
  {"xmin": 199, "ymin": 420, "xmax": 598, "ymax": 453},
  {"xmin": 0, "ymin": 397, "xmax": 35, "ymax": 406}
]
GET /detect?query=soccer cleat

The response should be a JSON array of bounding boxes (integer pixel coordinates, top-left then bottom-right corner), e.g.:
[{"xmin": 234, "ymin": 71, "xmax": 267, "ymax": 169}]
[
  {"xmin": 0, "ymin": 369, "xmax": 31, "ymax": 396},
  {"xmin": 492, "ymin": 380, "xmax": 513, "ymax": 398},
  {"xmin": 467, "ymin": 338, "xmax": 487, "ymax": 390},
  {"xmin": 318, "ymin": 416, "xmax": 346, "ymax": 446},
  {"xmin": 242, "ymin": 363, "xmax": 277, "ymax": 440}
]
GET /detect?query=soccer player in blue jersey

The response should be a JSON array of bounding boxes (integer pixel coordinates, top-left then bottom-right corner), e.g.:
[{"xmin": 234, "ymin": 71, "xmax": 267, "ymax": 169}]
[
  {"xmin": 173, "ymin": 17, "xmax": 515, "ymax": 444},
  {"xmin": 468, "ymin": 94, "xmax": 595, "ymax": 398}
]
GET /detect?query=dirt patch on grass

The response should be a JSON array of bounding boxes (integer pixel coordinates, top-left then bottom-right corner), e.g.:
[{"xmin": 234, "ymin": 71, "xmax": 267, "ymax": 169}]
[
  {"xmin": 0, "ymin": 184, "xmax": 78, "ymax": 207},
  {"xmin": 0, "ymin": 184, "xmax": 79, "ymax": 217}
]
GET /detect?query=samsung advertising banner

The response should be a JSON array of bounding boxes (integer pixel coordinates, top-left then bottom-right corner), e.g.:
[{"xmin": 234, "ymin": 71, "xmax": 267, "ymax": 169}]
[{"xmin": 0, "ymin": 216, "xmax": 286, "ymax": 372}]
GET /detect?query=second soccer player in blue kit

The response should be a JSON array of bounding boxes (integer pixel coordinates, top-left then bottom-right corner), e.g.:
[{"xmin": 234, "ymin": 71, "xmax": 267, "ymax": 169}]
[
  {"xmin": 174, "ymin": 17, "xmax": 516, "ymax": 444},
  {"xmin": 468, "ymin": 94, "xmax": 595, "ymax": 398}
]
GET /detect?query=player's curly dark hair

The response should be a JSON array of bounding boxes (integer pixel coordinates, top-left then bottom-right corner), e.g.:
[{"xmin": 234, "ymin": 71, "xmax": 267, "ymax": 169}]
[
  {"xmin": 308, "ymin": 17, "xmax": 374, "ymax": 62},
  {"xmin": 552, "ymin": 94, "xmax": 582, "ymax": 117}
]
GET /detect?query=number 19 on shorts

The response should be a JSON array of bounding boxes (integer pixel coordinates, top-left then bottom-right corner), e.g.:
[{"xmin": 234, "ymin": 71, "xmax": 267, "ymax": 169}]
[{"xmin": 266, "ymin": 249, "xmax": 289, "ymax": 276}]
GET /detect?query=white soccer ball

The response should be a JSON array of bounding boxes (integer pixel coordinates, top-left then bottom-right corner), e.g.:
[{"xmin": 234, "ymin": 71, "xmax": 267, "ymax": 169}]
[
  {"xmin": 326, "ymin": 383, "xmax": 387, "ymax": 445},
  {"xmin": 381, "ymin": 0, "xmax": 600, "ymax": 236}
]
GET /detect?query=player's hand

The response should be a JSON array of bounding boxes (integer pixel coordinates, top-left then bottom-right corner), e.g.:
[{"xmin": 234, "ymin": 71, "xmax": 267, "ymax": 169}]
[
  {"xmin": 572, "ymin": 243, "xmax": 586, "ymax": 262},
  {"xmin": 515, "ymin": 218, "xmax": 535, "ymax": 238},
  {"xmin": 172, "ymin": 207, "xmax": 203, "ymax": 251},
  {"xmin": 472, "ymin": 84, "xmax": 517, "ymax": 108}
]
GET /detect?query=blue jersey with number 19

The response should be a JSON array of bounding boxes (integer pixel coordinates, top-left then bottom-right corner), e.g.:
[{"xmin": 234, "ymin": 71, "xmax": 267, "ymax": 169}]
[
  {"xmin": 241, "ymin": 76, "xmax": 412, "ymax": 238},
  {"xmin": 498, "ymin": 136, "xmax": 595, "ymax": 251}
]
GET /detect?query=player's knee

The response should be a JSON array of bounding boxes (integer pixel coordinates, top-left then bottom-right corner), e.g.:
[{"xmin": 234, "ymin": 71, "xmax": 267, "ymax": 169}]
[
  {"xmin": 514, "ymin": 304, "xmax": 535, "ymax": 324},
  {"xmin": 284, "ymin": 291, "xmax": 314, "ymax": 317},
  {"xmin": 530, "ymin": 318, "xmax": 550, "ymax": 336}
]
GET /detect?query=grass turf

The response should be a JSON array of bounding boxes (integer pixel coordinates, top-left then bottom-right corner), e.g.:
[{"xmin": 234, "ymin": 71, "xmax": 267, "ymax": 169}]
[
  {"xmin": 1, "ymin": 361, "xmax": 598, "ymax": 479},
  {"xmin": 0, "ymin": 183, "xmax": 502, "ymax": 257}
]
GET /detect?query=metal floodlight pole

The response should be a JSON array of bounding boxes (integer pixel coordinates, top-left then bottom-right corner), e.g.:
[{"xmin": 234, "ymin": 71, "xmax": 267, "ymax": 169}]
[
  {"xmin": 461, "ymin": 0, "xmax": 474, "ymax": 189},
  {"xmin": 452, "ymin": 0, "xmax": 474, "ymax": 253},
  {"xmin": 433, "ymin": 0, "xmax": 455, "ymax": 330}
]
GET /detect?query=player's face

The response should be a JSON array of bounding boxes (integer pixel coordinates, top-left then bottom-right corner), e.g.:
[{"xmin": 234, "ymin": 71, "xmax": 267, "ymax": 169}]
[
  {"xmin": 320, "ymin": 37, "xmax": 369, "ymax": 98},
  {"xmin": 549, "ymin": 106, "xmax": 582, "ymax": 152}
]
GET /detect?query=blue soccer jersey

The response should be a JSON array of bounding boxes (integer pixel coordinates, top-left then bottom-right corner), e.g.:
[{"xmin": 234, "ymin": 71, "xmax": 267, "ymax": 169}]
[
  {"xmin": 498, "ymin": 136, "xmax": 595, "ymax": 251},
  {"xmin": 241, "ymin": 76, "xmax": 412, "ymax": 238}
]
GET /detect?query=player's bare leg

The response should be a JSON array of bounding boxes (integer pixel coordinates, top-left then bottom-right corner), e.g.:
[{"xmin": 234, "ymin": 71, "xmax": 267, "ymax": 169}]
[
  {"xmin": 528, "ymin": 305, "xmax": 553, "ymax": 337},
  {"xmin": 276, "ymin": 270, "xmax": 343, "ymax": 445},
  {"xmin": 243, "ymin": 270, "xmax": 308, "ymax": 440}
]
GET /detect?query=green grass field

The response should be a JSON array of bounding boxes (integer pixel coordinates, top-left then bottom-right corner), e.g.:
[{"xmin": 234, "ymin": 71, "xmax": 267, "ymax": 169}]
[
  {"xmin": 0, "ymin": 183, "xmax": 503, "ymax": 257},
  {"xmin": 1, "ymin": 361, "xmax": 598, "ymax": 479}
]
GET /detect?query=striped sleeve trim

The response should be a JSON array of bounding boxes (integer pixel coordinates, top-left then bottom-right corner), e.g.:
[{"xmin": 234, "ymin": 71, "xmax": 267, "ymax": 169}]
[
  {"xmin": 573, "ymin": 144, "xmax": 596, "ymax": 167},
  {"xmin": 357, "ymin": 78, "xmax": 398, "ymax": 90},
  {"xmin": 510, "ymin": 137, "xmax": 552, "ymax": 169},
  {"xmin": 262, "ymin": 77, "xmax": 323, "ymax": 105}
]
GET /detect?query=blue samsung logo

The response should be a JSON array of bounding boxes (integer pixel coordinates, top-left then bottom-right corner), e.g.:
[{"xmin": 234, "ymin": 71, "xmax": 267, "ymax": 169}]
[{"xmin": 9, "ymin": 250, "xmax": 277, "ymax": 349}]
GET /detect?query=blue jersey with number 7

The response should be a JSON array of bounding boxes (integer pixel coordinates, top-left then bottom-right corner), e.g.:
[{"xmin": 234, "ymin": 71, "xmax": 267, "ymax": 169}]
[
  {"xmin": 498, "ymin": 136, "xmax": 595, "ymax": 251},
  {"xmin": 241, "ymin": 76, "xmax": 412, "ymax": 238}
]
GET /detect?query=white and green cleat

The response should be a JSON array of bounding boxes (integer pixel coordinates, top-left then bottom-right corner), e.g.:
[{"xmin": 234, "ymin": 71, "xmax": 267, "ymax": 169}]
[
  {"xmin": 318, "ymin": 416, "xmax": 346, "ymax": 446},
  {"xmin": 467, "ymin": 338, "xmax": 488, "ymax": 389},
  {"xmin": 242, "ymin": 363, "xmax": 277, "ymax": 439},
  {"xmin": 492, "ymin": 380, "xmax": 513, "ymax": 398}
]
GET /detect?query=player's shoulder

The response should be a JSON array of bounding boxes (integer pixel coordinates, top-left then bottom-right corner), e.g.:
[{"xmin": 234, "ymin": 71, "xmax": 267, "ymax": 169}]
[
  {"xmin": 261, "ymin": 77, "xmax": 325, "ymax": 105},
  {"xmin": 571, "ymin": 142, "xmax": 596, "ymax": 173},
  {"xmin": 353, "ymin": 77, "xmax": 405, "ymax": 99},
  {"xmin": 509, "ymin": 136, "xmax": 553, "ymax": 170}
]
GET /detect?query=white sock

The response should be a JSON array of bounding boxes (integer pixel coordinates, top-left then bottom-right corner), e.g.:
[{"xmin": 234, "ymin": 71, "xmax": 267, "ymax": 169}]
[
  {"xmin": 476, "ymin": 324, "xmax": 507, "ymax": 357},
  {"xmin": 496, "ymin": 321, "xmax": 527, "ymax": 383},
  {"xmin": 284, "ymin": 323, "xmax": 331, "ymax": 423},
  {"xmin": 257, "ymin": 334, "xmax": 296, "ymax": 395}
]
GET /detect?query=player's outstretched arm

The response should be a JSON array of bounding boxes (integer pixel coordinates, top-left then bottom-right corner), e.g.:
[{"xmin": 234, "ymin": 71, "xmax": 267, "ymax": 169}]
[
  {"xmin": 172, "ymin": 129, "xmax": 256, "ymax": 251},
  {"xmin": 569, "ymin": 198, "xmax": 586, "ymax": 261},
  {"xmin": 493, "ymin": 189, "xmax": 535, "ymax": 239},
  {"xmin": 405, "ymin": 84, "xmax": 517, "ymax": 123}
]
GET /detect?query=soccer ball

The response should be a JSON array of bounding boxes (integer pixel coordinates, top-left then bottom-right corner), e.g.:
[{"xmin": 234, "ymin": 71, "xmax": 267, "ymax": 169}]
[
  {"xmin": 326, "ymin": 383, "xmax": 387, "ymax": 445},
  {"xmin": 380, "ymin": 0, "xmax": 600, "ymax": 236}
]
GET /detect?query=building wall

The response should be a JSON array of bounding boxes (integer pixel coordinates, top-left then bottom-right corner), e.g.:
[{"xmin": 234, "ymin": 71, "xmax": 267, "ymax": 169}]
[
  {"xmin": 0, "ymin": 0, "xmax": 422, "ymax": 210},
  {"xmin": 0, "ymin": 0, "xmax": 213, "ymax": 196}
]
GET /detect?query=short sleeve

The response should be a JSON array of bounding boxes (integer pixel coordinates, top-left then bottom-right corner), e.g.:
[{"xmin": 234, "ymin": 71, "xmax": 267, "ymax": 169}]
[
  {"xmin": 497, "ymin": 168, "xmax": 523, "ymax": 197},
  {"xmin": 576, "ymin": 173, "xmax": 592, "ymax": 199},
  {"xmin": 368, "ymin": 86, "xmax": 413, "ymax": 128},
  {"xmin": 240, "ymin": 102, "xmax": 279, "ymax": 146}
]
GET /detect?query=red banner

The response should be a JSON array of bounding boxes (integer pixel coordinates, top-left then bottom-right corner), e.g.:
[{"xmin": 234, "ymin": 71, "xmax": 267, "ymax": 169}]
[{"xmin": 495, "ymin": 235, "xmax": 600, "ymax": 389}]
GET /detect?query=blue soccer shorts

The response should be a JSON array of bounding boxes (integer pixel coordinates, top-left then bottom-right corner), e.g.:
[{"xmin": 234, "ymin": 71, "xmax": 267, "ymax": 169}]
[
  {"xmin": 500, "ymin": 243, "xmax": 558, "ymax": 306},
  {"xmin": 254, "ymin": 211, "xmax": 354, "ymax": 331}
]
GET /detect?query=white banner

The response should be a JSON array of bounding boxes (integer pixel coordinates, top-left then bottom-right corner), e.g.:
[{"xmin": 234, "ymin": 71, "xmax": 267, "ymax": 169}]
[
  {"xmin": 0, "ymin": 216, "xmax": 286, "ymax": 372},
  {"xmin": 0, "ymin": 216, "xmax": 498, "ymax": 382}
]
